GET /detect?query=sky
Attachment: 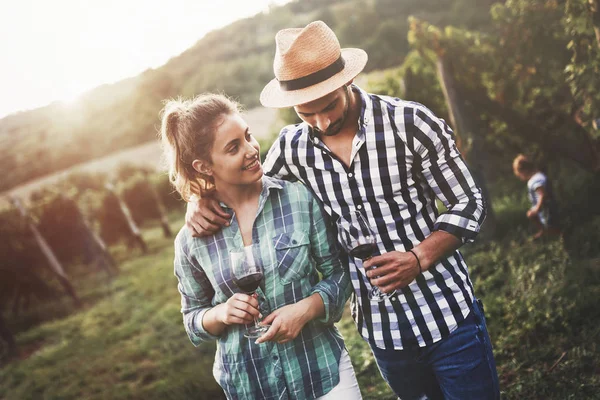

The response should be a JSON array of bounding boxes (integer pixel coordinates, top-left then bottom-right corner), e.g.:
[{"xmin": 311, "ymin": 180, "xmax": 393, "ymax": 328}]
[{"xmin": 0, "ymin": 0, "xmax": 290, "ymax": 119}]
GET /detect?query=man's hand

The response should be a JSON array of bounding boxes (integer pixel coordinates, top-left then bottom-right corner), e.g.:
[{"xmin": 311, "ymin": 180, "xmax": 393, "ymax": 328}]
[
  {"xmin": 363, "ymin": 251, "xmax": 420, "ymax": 293},
  {"xmin": 185, "ymin": 197, "xmax": 231, "ymax": 237},
  {"xmin": 255, "ymin": 302, "xmax": 312, "ymax": 344},
  {"xmin": 215, "ymin": 293, "xmax": 261, "ymax": 326}
]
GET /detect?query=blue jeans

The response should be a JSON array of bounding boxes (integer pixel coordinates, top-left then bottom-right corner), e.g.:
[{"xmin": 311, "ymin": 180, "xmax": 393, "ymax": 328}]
[{"xmin": 370, "ymin": 299, "xmax": 500, "ymax": 400}]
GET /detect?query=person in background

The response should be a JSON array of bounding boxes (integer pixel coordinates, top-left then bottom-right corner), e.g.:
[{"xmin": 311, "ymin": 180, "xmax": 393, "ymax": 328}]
[
  {"xmin": 160, "ymin": 93, "xmax": 359, "ymax": 399},
  {"xmin": 513, "ymin": 154, "xmax": 561, "ymax": 240}
]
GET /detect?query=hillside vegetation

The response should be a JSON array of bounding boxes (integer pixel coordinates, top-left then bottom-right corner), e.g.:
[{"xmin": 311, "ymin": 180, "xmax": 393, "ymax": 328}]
[{"xmin": 0, "ymin": 0, "xmax": 493, "ymax": 193}]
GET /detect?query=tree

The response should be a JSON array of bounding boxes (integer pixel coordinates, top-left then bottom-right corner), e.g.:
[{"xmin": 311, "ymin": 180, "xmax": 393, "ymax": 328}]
[
  {"xmin": 565, "ymin": 0, "xmax": 600, "ymax": 134},
  {"xmin": 407, "ymin": 3, "xmax": 600, "ymax": 174}
]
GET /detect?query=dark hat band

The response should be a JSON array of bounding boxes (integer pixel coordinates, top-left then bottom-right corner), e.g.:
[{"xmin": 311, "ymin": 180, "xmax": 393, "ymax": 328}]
[{"xmin": 278, "ymin": 55, "xmax": 345, "ymax": 91}]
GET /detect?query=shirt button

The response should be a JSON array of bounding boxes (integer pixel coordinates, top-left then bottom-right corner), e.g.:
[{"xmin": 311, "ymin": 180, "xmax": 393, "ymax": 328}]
[
  {"xmin": 348, "ymin": 172, "xmax": 353, "ymax": 178},
  {"xmin": 357, "ymin": 205, "xmax": 363, "ymax": 210},
  {"xmin": 273, "ymin": 355, "xmax": 278, "ymax": 361},
  {"xmin": 322, "ymin": 150, "xmax": 327, "ymax": 155}
]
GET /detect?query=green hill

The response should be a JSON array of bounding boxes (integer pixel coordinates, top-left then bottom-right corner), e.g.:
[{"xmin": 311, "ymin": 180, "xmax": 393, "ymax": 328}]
[{"xmin": 0, "ymin": 0, "xmax": 494, "ymax": 193}]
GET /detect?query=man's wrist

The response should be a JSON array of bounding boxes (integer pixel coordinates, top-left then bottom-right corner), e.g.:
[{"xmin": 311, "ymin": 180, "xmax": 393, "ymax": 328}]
[
  {"xmin": 408, "ymin": 250, "xmax": 422, "ymax": 275},
  {"xmin": 411, "ymin": 247, "xmax": 429, "ymax": 272}
]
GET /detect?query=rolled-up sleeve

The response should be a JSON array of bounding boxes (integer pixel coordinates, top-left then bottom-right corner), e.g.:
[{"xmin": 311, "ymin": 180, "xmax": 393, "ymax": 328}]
[
  {"xmin": 263, "ymin": 127, "xmax": 294, "ymax": 180},
  {"xmin": 174, "ymin": 231, "xmax": 219, "ymax": 345},
  {"xmin": 307, "ymin": 192, "xmax": 352, "ymax": 325},
  {"xmin": 409, "ymin": 106, "xmax": 486, "ymax": 243}
]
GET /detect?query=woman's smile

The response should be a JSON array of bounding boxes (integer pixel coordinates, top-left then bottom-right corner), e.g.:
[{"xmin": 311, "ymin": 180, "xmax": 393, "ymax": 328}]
[{"xmin": 242, "ymin": 157, "xmax": 261, "ymax": 171}]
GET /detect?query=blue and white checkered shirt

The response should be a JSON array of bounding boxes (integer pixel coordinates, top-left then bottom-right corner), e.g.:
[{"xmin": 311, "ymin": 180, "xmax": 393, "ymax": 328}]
[{"xmin": 263, "ymin": 84, "xmax": 486, "ymax": 350}]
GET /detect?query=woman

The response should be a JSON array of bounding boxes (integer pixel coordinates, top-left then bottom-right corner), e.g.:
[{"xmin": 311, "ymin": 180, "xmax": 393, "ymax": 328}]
[{"xmin": 160, "ymin": 94, "xmax": 361, "ymax": 399}]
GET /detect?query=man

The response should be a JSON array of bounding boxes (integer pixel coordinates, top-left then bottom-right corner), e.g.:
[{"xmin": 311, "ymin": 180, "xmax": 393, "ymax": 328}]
[{"xmin": 187, "ymin": 21, "xmax": 499, "ymax": 399}]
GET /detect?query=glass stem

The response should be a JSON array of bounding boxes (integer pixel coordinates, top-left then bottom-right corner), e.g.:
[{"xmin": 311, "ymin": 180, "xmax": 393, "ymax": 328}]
[{"xmin": 250, "ymin": 291, "xmax": 261, "ymax": 328}]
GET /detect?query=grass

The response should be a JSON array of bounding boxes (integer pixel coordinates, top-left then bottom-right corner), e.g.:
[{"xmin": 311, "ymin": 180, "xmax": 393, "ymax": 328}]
[
  {"xmin": 0, "ymin": 220, "xmax": 224, "ymax": 400},
  {"xmin": 1, "ymin": 210, "xmax": 599, "ymax": 399},
  {"xmin": 0, "ymin": 217, "xmax": 394, "ymax": 400}
]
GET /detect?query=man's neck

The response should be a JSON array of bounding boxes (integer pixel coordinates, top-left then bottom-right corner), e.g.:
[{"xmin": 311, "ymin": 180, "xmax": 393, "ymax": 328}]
[
  {"xmin": 343, "ymin": 88, "xmax": 362, "ymax": 134},
  {"xmin": 319, "ymin": 90, "xmax": 362, "ymax": 168}
]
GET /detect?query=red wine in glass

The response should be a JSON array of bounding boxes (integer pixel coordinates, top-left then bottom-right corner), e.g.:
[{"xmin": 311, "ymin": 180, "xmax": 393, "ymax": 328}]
[
  {"xmin": 337, "ymin": 211, "xmax": 397, "ymax": 302},
  {"xmin": 349, "ymin": 243, "xmax": 377, "ymax": 261},
  {"xmin": 230, "ymin": 248, "xmax": 270, "ymax": 338},
  {"xmin": 232, "ymin": 272, "xmax": 264, "ymax": 294}
]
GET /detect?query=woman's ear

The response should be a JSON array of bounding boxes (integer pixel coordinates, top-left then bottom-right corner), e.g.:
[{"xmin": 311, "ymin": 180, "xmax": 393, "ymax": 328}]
[{"xmin": 192, "ymin": 159, "xmax": 212, "ymax": 176}]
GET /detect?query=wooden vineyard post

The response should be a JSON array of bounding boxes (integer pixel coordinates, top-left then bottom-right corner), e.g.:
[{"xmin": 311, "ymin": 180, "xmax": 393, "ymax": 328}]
[
  {"xmin": 104, "ymin": 184, "xmax": 148, "ymax": 254},
  {"xmin": 82, "ymin": 215, "xmax": 118, "ymax": 274},
  {"xmin": 0, "ymin": 313, "xmax": 16, "ymax": 358},
  {"xmin": 9, "ymin": 197, "xmax": 81, "ymax": 307},
  {"xmin": 63, "ymin": 195, "xmax": 118, "ymax": 275},
  {"xmin": 435, "ymin": 56, "xmax": 497, "ymax": 238},
  {"xmin": 144, "ymin": 172, "xmax": 172, "ymax": 238}
]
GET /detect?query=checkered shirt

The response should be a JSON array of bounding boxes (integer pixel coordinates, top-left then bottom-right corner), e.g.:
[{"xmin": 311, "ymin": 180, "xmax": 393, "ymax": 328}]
[
  {"xmin": 263, "ymin": 84, "xmax": 486, "ymax": 350},
  {"xmin": 174, "ymin": 177, "xmax": 352, "ymax": 399}
]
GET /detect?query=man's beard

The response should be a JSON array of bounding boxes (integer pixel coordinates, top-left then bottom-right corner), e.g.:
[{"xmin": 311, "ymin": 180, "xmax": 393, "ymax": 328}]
[
  {"xmin": 318, "ymin": 116, "xmax": 345, "ymax": 137},
  {"xmin": 315, "ymin": 89, "xmax": 350, "ymax": 137}
]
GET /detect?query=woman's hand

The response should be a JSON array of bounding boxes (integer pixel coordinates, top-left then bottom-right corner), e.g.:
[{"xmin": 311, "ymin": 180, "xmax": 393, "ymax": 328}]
[
  {"xmin": 255, "ymin": 303, "xmax": 309, "ymax": 344},
  {"xmin": 216, "ymin": 293, "xmax": 261, "ymax": 326},
  {"xmin": 255, "ymin": 293, "xmax": 323, "ymax": 344}
]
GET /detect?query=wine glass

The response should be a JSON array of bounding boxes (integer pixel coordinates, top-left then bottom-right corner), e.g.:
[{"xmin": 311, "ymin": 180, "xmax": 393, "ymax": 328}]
[
  {"xmin": 230, "ymin": 246, "xmax": 270, "ymax": 338},
  {"xmin": 336, "ymin": 210, "xmax": 397, "ymax": 302}
]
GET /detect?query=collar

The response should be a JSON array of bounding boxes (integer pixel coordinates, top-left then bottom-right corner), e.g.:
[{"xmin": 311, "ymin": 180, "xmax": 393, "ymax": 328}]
[{"xmin": 218, "ymin": 175, "xmax": 285, "ymax": 212}]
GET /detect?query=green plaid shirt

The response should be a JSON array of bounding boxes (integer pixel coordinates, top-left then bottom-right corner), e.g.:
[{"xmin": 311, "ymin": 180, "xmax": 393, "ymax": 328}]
[{"xmin": 174, "ymin": 177, "xmax": 352, "ymax": 399}]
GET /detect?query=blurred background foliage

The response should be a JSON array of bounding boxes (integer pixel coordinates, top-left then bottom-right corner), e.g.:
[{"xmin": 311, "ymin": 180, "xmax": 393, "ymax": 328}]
[{"xmin": 0, "ymin": 0, "xmax": 496, "ymax": 193}]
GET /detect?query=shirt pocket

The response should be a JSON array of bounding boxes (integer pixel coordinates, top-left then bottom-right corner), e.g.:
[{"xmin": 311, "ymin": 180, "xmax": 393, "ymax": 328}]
[{"xmin": 272, "ymin": 231, "xmax": 311, "ymax": 284}]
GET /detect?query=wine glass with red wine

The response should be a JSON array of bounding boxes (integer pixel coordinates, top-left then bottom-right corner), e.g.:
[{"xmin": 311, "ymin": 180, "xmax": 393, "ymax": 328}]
[
  {"xmin": 336, "ymin": 210, "xmax": 397, "ymax": 302},
  {"xmin": 230, "ymin": 247, "xmax": 270, "ymax": 338}
]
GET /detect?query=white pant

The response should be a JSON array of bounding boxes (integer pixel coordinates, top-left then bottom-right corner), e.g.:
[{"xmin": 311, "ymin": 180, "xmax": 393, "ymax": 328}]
[{"xmin": 316, "ymin": 349, "xmax": 362, "ymax": 399}]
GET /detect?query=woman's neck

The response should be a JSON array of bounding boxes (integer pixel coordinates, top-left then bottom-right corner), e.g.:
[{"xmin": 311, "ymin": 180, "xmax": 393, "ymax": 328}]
[
  {"xmin": 214, "ymin": 178, "xmax": 263, "ymax": 246},
  {"xmin": 214, "ymin": 178, "xmax": 263, "ymax": 211}
]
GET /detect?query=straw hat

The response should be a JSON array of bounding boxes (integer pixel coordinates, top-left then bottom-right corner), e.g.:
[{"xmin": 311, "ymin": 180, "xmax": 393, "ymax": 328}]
[{"xmin": 259, "ymin": 21, "xmax": 368, "ymax": 108}]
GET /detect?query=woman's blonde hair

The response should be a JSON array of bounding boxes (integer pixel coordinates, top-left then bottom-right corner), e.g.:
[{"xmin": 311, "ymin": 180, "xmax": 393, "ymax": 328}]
[{"xmin": 159, "ymin": 93, "xmax": 240, "ymax": 201}]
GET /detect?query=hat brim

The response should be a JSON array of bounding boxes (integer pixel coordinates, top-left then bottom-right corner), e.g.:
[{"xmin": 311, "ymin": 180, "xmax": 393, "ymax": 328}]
[{"xmin": 259, "ymin": 48, "xmax": 368, "ymax": 108}]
